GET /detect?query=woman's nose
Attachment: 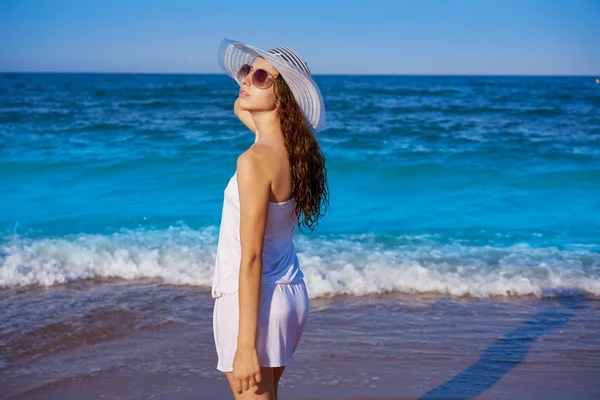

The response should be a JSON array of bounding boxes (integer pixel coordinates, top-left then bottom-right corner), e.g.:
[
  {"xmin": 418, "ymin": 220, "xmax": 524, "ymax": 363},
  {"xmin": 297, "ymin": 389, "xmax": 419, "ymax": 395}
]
[{"xmin": 241, "ymin": 68, "xmax": 253, "ymax": 87}]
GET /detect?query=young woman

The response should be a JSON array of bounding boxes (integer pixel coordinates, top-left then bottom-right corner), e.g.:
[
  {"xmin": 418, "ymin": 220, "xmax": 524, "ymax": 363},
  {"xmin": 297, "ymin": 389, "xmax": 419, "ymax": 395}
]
[{"xmin": 211, "ymin": 38, "xmax": 329, "ymax": 399}]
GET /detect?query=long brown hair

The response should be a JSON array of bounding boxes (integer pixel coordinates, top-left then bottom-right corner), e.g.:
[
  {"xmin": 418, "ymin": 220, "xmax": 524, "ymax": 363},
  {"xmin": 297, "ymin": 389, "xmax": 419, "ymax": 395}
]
[{"xmin": 273, "ymin": 75, "xmax": 329, "ymax": 233}]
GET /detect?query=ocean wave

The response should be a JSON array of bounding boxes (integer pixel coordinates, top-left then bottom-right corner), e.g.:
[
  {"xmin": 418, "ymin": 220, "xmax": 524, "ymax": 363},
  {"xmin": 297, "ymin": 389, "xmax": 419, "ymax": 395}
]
[{"xmin": 1, "ymin": 227, "xmax": 598, "ymax": 299}]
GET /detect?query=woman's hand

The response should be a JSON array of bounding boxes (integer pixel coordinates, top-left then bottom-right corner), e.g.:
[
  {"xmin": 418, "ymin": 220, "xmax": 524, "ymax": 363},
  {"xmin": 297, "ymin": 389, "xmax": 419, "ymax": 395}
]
[{"xmin": 232, "ymin": 345, "xmax": 262, "ymax": 394}]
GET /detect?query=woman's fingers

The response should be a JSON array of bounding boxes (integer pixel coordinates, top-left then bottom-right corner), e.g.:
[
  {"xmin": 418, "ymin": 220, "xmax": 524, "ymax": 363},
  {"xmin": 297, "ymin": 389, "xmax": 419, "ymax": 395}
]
[
  {"xmin": 234, "ymin": 369, "xmax": 261, "ymax": 394},
  {"xmin": 234, "ymin": 377, "xmax": 242, "ymax": 394}
]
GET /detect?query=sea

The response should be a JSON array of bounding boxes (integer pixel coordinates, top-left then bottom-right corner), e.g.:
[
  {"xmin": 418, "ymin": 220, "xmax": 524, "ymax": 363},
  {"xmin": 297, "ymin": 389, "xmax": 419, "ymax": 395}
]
[{"xmin": 1, "ymin": 73, "xmax": 599, "ymax": 399}]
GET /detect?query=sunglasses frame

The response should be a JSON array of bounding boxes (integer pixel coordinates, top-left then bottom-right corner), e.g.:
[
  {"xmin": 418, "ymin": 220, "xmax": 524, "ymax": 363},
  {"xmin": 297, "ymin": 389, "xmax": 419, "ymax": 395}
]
[{"xmin": 237, "ymin": 63, "xmax": 278, "ymax": 89}]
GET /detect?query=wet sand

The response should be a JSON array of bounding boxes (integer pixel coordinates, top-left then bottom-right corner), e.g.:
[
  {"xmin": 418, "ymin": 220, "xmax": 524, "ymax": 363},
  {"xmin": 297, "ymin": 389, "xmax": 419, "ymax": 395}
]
[{"xmin": 1, "ymin": 280, "xmax": 599, "ymax": 399}]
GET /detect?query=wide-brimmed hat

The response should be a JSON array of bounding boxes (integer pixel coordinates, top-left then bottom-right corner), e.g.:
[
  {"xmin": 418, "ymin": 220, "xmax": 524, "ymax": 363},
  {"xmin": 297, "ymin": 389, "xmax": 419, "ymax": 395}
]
[{"xmin": 217, "ymin": 38, "xmax": 326, "ymax": 133}]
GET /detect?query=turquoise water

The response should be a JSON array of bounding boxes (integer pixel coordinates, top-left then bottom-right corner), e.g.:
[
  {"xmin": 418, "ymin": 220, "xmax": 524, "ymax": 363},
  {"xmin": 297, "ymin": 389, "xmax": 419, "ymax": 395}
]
[{"xmin": 1, "ymin": 73, "xmax": 599, "ymax": 297}]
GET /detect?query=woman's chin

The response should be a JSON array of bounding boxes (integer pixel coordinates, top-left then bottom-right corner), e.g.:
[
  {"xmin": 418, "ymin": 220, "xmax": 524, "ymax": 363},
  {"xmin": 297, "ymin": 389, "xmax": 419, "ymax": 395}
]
[{"xmin": 238, "ymin": 96, "xmax": 251, "ymax": 106}]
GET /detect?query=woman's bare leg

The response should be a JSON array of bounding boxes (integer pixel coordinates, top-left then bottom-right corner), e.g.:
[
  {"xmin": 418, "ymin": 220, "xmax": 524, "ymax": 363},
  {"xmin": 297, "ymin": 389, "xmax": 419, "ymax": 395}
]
[
  {"xmin": 225, "ymin": 367, "xmax": 276, "ymax": 400},
  {"xmin": 273, "ymin": 366, "xmax": 286, "ymax": 399}
]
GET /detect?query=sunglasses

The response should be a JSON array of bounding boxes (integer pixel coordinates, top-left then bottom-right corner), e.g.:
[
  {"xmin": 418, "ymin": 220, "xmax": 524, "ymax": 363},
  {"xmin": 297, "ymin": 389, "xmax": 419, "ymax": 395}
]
[{"xmin": 237, "ymin": 64, "xmax": 278, "ymax": 89}]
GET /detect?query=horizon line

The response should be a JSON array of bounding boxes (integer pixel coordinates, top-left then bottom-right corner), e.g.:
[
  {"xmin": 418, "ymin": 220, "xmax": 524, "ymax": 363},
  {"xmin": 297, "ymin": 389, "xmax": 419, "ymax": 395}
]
[{"xmin": 0, "ymin": 70, "xmax": 597, "ymax": 78}]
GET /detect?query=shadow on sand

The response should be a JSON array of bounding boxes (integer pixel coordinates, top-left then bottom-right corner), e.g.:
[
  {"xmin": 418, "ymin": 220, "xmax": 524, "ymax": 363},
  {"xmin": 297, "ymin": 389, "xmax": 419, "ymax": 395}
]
[{"xmin": 418, "ymin": 297, "xmax": 585, "ymax": 400}]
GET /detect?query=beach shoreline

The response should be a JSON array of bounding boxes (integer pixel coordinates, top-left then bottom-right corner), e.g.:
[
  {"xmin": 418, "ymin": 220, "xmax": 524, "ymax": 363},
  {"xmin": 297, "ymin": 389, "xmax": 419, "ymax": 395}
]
[{"xmin": 2, "ymin": 281, "xmax": 599, "ymax": 399}]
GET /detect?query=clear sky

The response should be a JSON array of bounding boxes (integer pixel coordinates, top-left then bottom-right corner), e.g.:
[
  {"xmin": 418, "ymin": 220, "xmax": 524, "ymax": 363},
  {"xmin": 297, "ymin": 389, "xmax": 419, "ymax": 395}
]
[{"xmin": 1, "ymin": 0, "xmax": 598, "ymax": 75}]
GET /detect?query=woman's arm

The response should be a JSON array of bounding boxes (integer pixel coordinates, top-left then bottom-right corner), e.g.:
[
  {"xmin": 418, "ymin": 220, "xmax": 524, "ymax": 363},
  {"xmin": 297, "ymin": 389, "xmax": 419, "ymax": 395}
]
[
  {"xmin": 232, "ymin": 148, "xmax": 271, "ymax": 393},
  {"xmin": 234, "ymin": 98, "xmax": 257, "ymax": 133}
]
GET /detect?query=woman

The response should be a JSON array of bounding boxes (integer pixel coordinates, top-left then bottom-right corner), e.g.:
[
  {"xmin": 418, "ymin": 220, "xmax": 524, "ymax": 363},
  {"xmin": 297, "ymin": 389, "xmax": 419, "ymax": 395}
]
[{"xmin": 211, "ymin": 38, "xmax": 329, "ymax": 399}]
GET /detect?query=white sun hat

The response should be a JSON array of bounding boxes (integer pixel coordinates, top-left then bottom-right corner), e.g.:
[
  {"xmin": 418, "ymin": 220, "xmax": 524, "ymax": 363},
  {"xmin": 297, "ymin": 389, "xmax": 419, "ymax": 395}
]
[{"xmin": 217, "ymin": 38, "xmax": 326, "ymax": 133}]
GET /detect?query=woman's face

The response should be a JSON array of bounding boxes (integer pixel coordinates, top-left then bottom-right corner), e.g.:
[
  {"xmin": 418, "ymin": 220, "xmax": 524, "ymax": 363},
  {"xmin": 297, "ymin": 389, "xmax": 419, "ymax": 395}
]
[{"xmin": 237, "ymin": 56, "xmax": 279, "ymax": 113}]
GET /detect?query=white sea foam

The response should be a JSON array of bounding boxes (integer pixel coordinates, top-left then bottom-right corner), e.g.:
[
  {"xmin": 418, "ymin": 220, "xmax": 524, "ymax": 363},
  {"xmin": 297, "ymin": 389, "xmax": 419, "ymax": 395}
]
[
  {"xmin": 0, "ymin": 226, "xmax": 218, "ymax": 288},
  {"xmin": 1, "ymin": 227, "xmax": 599, "ymax": 299}
]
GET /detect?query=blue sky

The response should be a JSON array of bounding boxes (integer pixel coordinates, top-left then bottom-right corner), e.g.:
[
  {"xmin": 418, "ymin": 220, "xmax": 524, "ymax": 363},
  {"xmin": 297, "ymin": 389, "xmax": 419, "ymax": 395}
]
[{"xmin": 1, "ymin": 0, "xmax": 598, "ymax": 75}]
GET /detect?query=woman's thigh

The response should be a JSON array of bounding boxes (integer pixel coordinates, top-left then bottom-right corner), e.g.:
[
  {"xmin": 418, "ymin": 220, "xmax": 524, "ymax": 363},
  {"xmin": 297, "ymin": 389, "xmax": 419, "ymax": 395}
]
[{"xmin": 225, "ymin": 367, "xmax": 275, "ymax": 400}]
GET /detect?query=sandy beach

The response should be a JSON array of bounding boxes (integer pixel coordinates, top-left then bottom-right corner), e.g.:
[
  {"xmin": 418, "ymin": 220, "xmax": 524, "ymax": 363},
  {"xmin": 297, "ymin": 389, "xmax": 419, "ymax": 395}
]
[{"xmin": 2, "ymin": 280, "xmax": 598, "ymax": 400}]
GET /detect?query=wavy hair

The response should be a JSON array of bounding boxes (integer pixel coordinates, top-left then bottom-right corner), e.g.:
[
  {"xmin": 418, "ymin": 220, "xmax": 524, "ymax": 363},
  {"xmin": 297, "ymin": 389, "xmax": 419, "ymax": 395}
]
[{"xmin": 272, "ymin": 75, "xmax": 329, "ymax": 233}]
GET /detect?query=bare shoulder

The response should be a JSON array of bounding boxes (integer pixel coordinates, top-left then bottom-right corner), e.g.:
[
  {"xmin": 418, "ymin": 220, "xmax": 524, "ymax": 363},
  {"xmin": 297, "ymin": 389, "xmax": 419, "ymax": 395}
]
[
  {"xmin": 236, "ymin": 147, "xmax": 272, "ymax": 206},
  {"xmin": 237, "ymin": 146, "xmax": 267, "ymax": 170},
  {"xmin": 236, "ymin": 146, "xmax": 270, "ymax": 183}
]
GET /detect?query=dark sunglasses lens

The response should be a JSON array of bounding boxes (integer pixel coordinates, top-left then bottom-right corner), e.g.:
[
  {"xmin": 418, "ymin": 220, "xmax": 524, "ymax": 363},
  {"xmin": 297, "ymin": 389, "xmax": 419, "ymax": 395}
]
[
  {"xmin": 237, "ymin": 64, "xmax": 250, "ymax": 80},
  {"xmin": 253, "ymin": 69, "xmax": 269, "ymax": 87}
]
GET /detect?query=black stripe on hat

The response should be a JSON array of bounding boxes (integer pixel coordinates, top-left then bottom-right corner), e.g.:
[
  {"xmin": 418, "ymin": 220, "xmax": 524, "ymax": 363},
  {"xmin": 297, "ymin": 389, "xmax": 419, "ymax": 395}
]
[
  {"xmin": 279, "ymin": 46, "xmax": 311, "ymax": 75},
  {"xmin": 267, "ymin": 47, "xmax": 294, "ymax": 65},
  {"xmin": 268, "ymin": 46, "xmax": 311, "ymax": 76}
]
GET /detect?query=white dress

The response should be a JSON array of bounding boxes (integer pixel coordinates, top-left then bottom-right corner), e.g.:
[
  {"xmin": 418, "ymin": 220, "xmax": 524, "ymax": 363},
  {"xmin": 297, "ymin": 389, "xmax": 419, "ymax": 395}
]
[{"xmin": 211, "ymin": 170, "xmax": 309, "ymax": 372}]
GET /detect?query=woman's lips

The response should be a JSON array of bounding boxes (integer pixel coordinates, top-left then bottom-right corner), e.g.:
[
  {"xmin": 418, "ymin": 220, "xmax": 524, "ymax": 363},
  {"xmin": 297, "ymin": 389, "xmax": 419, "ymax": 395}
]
[{"xmin": 240, "ymin": 89, "xmax": 249, "ymax": 97}]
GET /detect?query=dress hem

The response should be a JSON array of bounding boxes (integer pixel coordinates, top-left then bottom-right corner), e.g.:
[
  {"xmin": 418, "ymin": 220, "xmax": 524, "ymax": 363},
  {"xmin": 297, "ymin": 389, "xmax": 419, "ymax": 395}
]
[{"xmin": 216, "ymin": 357, "xmax": 294, "ymax": 373}]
